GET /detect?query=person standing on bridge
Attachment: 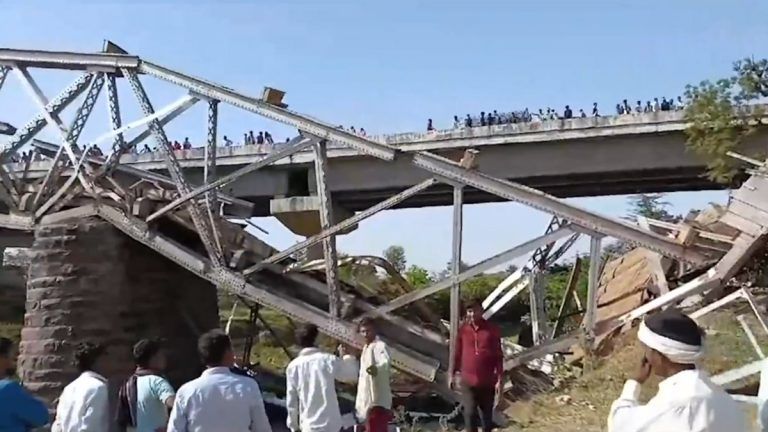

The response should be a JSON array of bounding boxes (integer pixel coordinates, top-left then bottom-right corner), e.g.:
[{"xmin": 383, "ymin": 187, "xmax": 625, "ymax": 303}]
[
  {"xmin": 427, "ymin": 119, "xmax": 435, "ymax": 132},
  {"xmin": 285, "ymin": 324, "xmax": 358, "ymax": 432},
  {"xmin": 355, "ymin": 318, "xmax": 393, "ymax": 432},
  {"xmin": 0, "ymin": 337, "xmax": 49, "ymax": 432},
  {"xmin": 608, "ymin": 309, "xmax": 746, "ymax": 432},
  {"xmin": 563, "ymin": 105, "xmax": 573, "ymax": 119},
  {"xmin": 168, "ymin": 330, "xmax": 271, "ymax": 432},
  {"xmin": 465, "ymin": 114, "xmax": 473, "ymax": 128},
  {"xmin": 592, "ymin": 102, "xmax": 600, "ymax": 117},
  {"xmin": 644, "ymin": 101, "xmax": 653, "ymax": 113},
  {"xmin": 450, "ymin": 300, "xmax": 503, "ymax": 432},
  {"xmin": 52, "ymin": 342, "xmax": 110, "ymax": 432}
]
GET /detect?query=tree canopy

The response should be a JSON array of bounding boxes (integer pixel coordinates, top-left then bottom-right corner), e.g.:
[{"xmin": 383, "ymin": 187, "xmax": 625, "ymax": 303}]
[
  {"xmin": 684, "ymin": 57, "xmax": 768, "ymax": 183},
  {"xmin": 383, "ymin": 245, "xmax": 407, "ymax": 273}
]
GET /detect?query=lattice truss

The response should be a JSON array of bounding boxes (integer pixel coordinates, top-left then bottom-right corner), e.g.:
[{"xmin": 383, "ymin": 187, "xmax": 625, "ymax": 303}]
[{"xmin": 0, "ymin": 43, "xmax": 734, "ymax": 395}]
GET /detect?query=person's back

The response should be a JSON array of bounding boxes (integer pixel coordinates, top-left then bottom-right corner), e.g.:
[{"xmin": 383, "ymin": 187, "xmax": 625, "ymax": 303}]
[
  {"xmin": 171, "ymin": 367, "xmax": 264, "ymax": 431},
  {"xmin": 54, "ymin": 372, "xmax": 108, "ymax": 431},
  {"xmin": 0, "ymin": 378, "xmax": 49, "ymax": 432},
  {"xmin": 286, "ymin": 349, "xmax": 356, "ymax": 432}
]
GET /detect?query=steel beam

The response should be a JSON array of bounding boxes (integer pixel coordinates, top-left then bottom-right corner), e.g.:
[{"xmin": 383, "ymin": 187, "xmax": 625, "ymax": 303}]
[
  {"xmin": 737, "ymin": 315, "xmax": 765, "ymax": 359},
  {"xmin": 95, "ymin": 204, "xmax": 440, "ymax": 382},
  {"xmin": 147, "ymin": 137, "xmax": 314, "ymax": 223},
  {"xmin": 204, "ymin": 99, "xmax": 219, "ymax": 213},
  {"xmin": 31, "ymin": 140, "xmax": 254, "ymax": 217},
  {"xmin": 484, "ymin": 275, "xmax": 530, "ymax": 319},
  {"xmin": 33, "ymin": 70, "xmax": 105, "ymax": 209},
  {"xmin": 582, "ymin": 236, "xmax": 602, "ymax": 349},
  {"xmin": 551, "ymin": 257, "xmax": 583, "ymax": 338},
  {"xmin": 0, "ymin": 48, "xmax": 140, "ymax": 71},
  {"xmin": 368, "ymin": 226, "xmax": 575, "ymax": 316},
  {"xmin": 448, "ymin": 186, "xmax": 463, "ymax": 379},
  {"xmin": 105, "ymin": 73, "xmax": 126, "ymax": 153},
  {"xmin": 313, "ymin": 139, "xmax": 341, "ymax": 318},
  {"xmin": 0, "ymin": 66, "xmax": 8, "ymax": 93},
  {"xmin": 122, "ymin": 69, "xmax": 223, "ymax": 266},
  {"xmin": 408, "ymin": 152, "xmax": 708, "ymax": 265},
  {"xmin": 244, "ymin": 178, "xmax": 438, "ymax": 274},
  {"xmin": 529, "ymin": 271, "xmax": 548, "ymax": 344},
  {"xmin": 0, "ymin": 72, "xmax": 93, "ymax": 162},
  {"xmin": 139, "ymin": 61, "xmax": 396, "ymax": 161},
  {"xmin": 743, "ymin": 287, "xmax": 768, "ymax": 336},
  {"xmin": 14, "ymin": 66, "xmax": 100, "ymax": 194}
]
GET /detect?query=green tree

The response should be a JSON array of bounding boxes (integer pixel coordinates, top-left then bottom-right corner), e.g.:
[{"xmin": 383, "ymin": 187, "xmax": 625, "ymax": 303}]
[
  {"xmin": 684, "ymin": 57, "xmax": 768, "ymax": 183},
  {"xmin": 404, "ymin": 265, "xmax": 433, "ymax": 289},
  {"xmin": 626, "ymin": 193, "xmax": 677, "ymax": 222},
  {"xmin": 383, "ymin": 245, "xmax": 407, "ymax": 273}
]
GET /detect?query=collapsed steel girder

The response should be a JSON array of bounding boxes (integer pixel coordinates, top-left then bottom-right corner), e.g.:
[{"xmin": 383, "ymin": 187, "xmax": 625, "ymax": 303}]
[{"xmin": 0, "ymin": 44, "xmax": 735, "ymax": 394}]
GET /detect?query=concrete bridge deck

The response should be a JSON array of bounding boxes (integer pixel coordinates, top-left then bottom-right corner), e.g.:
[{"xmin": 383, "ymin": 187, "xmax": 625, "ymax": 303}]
[{"xmin": 22, "ymin": 109, "xmax": 767, "ymax": 216}]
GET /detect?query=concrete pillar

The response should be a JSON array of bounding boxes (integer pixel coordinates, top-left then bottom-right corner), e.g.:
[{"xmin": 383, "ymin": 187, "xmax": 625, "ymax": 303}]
[{"xmin": 19, "ymin": 218, "xmax": 219, "ymax": 414}]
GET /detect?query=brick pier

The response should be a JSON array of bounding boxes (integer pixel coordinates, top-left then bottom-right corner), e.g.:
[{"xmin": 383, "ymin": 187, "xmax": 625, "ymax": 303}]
[{"xmin": 18, "ymin": 218, "xmax": 220, "ymax": 416}]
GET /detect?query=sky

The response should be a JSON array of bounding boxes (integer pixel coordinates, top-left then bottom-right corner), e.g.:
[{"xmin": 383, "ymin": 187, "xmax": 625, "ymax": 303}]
[{"xmin": 1, "ymin": 0, "xmax": 766, "ymax": 272}]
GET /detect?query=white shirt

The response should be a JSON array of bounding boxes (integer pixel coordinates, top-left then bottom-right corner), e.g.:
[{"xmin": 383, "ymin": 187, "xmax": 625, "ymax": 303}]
[
  {"xmin": 355, "ymin": 339, "xmax": 392, "ymax": 421},
  {"xmin": 168, "ymin": 367, "xmax": 272, "ymax": 432},
  {"xmin": 52, "ymin": 371, "xmax": 109, "ymax": 432},
  {"xmin": 608, "ymin": 369, "xmax": 747, "ymax": 431},
  {"xmin": 285, "ymin": 348, "xmax": 358, "ymax": 432}
]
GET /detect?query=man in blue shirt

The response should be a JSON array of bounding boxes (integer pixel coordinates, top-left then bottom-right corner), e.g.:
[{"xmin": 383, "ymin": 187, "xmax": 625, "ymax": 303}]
[
  {"xmin": 117, "ymin": 339, "xmax": 176, "ymax": 432},
  {"xmin": 0, "ymin": 337, "xmax": 49, "ymax": 431}
]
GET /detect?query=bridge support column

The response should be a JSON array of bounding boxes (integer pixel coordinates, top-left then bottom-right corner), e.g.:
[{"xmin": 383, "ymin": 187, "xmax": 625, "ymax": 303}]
[{"xmin": 19, "ymin": 217, "xmax": 219, "ymax": 410}]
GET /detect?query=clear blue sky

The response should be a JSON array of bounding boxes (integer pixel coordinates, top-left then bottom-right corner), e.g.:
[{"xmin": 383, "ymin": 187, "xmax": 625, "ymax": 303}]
[{"xmin": 1, "ymin": 1, "xmax": 766, "ymax": 271}]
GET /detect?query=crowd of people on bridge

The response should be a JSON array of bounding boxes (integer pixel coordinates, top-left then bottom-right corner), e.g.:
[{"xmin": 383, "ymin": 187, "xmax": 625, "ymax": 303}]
[
  {"xmin": 0, "ymin": 304, "xmax": 755, "ymax": 431},
  {"xmin": 431, "ymin": 95, "xmax": 688, "ymax": 132}
]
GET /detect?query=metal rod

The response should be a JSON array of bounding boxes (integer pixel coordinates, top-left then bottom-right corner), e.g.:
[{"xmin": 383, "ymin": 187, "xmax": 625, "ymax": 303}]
[
  {"xmin": 244, "ymin": 178, "xmax": 438, "ymax": 275},
  {"xmin": 743, "ymin": 287, "xmax": 768, "ymax": 336},
  {"xmin": 204, "ymin": 99, "xmax": 219, "ymax": 213},
  {"xmin": 551, "ymin": 257, "xmax": 582, "ymax": 338},
  {"xmin": 146, "ymin": 137, "xmax": 315, "ymax": 223},
  {"xmin": 368, "ymin": 226, "xmax": 575, "ymax": 316},
  {"xmin": 122, "ymin": 68, "xmax": 223, "ymax": 266},
  {"xmin": 529, "ymin": 271, "xmax": 548, "ymax": 344},
  {"xmin": 139, "ymin": 60, "xmax": 397, "ymax": 161},
  {"xmin": 737, "ymin": 314, "xmax": 766, "ymax": 359},
  {"xmin": 582, "ymin": 236, "xmax": 602, "ymax": 350},
  {"xmin": 483, "ymin": 274, "xmax": 530, "ymax": 319},
  {"xmin": 448, "ymin": 186, "xmax": 463, "ymax": 380},
  {"xmin": 0, "ymin": 66, "xmax": 8, "ymax": 93},
  {"xmin": 690, "ymin": 289, "xmax": 745, "ymax": 320},
  {"xmin": 409, "ymin": 152, "xmax": 708, "ymax": 265},
  {"xmin": 0, "ymin": 72, "xmax": 93, "ymax": 163},
  {"xmin": 313, "ymin": 139, "xmax": 341, "ymax": 318}
]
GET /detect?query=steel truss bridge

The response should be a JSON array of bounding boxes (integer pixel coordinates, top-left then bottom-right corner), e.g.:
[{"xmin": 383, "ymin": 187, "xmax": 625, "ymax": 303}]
[{"xmin": 1, "ymin": 42, "xmax": 767, "ymax": 403}]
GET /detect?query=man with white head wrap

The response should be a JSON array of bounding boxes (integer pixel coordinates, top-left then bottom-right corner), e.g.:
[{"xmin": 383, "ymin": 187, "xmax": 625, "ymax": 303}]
[{"xmin": 608, "ymin": 309, "xmax": 747, "ymax": 432}]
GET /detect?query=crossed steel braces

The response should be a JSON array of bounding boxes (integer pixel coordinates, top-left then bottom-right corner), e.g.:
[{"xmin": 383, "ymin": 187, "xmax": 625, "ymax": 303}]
[{"xmin": 0, "ymin": 42, "xmax": 719, "ymax": 391}]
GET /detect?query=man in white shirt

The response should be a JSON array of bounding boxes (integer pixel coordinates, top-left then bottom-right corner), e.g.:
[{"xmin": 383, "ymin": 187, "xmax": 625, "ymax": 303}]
[
  {"xmin": 355, "ymin": 319, "xmax": 393, "ymax": 432},
  {"xmin": 285, "ymin": 324, "xmax": 358, "ymax": 432},
  {"xmin": 168, "ymin": 330, "xmax": 272, "ymax": 432},
  {"xmin": 608, "ymin": 309, "xmax": 747, "ymax": 431},
  {"xmin": 52, "ymin": 342, "xmax": 110, "ymax": 432}
]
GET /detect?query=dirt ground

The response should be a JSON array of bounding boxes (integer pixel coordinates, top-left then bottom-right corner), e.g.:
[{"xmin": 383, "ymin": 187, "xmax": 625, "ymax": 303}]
[{"xmin": 501, "ymin": 302, "xmax": 765, "ymax": 431}]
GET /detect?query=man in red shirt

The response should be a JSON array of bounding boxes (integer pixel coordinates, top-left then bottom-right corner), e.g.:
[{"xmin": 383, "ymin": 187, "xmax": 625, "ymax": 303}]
[{"xmin": 449, "ymin": 299, "xmax": 503, "ymax": 432}]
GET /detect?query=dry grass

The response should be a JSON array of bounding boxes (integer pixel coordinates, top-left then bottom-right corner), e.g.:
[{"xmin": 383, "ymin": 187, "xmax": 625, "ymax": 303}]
[{"xmin": 504, "ymin": 302, "xmax": 766, "ymax": 431}]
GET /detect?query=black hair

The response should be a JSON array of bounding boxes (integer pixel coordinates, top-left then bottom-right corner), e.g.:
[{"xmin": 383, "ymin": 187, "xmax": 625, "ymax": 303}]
[
  {"xmin": 133, "ymin": 339, "xmax": 161, "ymax": 368},
  {"xmin": 645, "ymin": 309, "xmax": 703, "ymax": 347},
  {"xmin": 358, "ymin": 317, "xmax": 376, "ymax": 331},
  {"xmin": 465, "ymin": 298, "xmax": 484, "ymax": 310},
  {"xmin": 0, "ymin": 337, "xmax": 13, "ymax": 357},
  {"xmin": 74, "ymin": 342, "xmax": 106, "ymax": 372},
  {"xmin": 296, "ymin": 324, "xmax": 319, "ymax": 348},
  {"xmin": 198, "ymin": 330, "xmax": 232, "ymax": 366}
]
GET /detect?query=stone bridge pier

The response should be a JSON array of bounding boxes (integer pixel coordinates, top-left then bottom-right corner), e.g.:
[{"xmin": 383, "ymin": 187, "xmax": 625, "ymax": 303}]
[{"xmin": 18, "ymin": 218, "xmax": 220, "ymax": 412}]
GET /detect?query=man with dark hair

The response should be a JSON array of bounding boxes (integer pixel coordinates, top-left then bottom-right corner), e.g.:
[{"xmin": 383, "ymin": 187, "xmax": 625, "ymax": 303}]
[
  {"xmin": 450, "ymin": 299, "xmax": 503, "ymax": 432},
  {"xmin": 168, "ymin": 330, "xmax": 271, "ymax": 432},
  {"xmin": 52, "ymin": 342, "xmax": 109, "ymax": 431},
  {"xmin": 355, "ymin": 318, "xmax": 393, "ymax": 432},
  {"xmin": 0, "ymin": 337, "xmax": 49, "ymax": 431},
  {"xmin": 608, "ymin": 309, "xmax": 745, "ymax": 431},
  {"xmin": 285, "ymin": 324, "xmax": 358, "ymax": 432},
  {"xmin": 117, "ymin": 339, "xmax": 176, "ymax": 432}
]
